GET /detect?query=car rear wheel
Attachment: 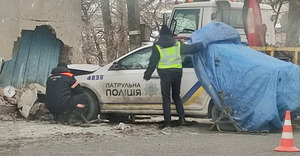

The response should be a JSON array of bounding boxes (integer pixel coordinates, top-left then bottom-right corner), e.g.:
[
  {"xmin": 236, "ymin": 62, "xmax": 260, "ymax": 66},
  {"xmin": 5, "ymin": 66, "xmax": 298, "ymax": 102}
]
[
  {"xmin": 83, "ymin": 88, "xmax": 100, "ymax": 121},
  {"xmin": 211, "ymin": 104, "xmax": 237, "ymax": 131}
]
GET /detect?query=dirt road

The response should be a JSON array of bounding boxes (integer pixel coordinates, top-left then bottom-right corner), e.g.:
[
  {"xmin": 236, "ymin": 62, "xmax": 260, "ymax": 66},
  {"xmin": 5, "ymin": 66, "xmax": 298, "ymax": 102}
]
[
  {"xmin": 0, "ymin": 117, "xmax": 212, "ymax": 153},
  {"xmin": 1, "ymin": 117, "xmax": 300, "ymax": 156}
]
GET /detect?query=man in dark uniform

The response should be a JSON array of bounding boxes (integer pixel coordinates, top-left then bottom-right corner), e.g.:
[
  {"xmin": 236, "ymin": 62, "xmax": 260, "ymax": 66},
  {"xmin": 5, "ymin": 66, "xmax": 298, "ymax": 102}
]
[
  {"xmin": 45, "ymin": 62, "xmax": 87, "ymax": 126},
  {"xmin": 143, "ymin": 25, "xmax": 203, "ymax": 128}
]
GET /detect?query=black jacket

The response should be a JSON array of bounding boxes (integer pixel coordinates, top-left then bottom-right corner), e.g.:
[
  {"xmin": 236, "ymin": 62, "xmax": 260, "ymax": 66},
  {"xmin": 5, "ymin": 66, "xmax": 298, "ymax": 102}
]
[
  {"xmin": 143, "ymin": 35, "xmax": 203, "ymax": 80},
  {"xmin": 45, "ymin": 66, "xmax": 83, "ymax": 113}
]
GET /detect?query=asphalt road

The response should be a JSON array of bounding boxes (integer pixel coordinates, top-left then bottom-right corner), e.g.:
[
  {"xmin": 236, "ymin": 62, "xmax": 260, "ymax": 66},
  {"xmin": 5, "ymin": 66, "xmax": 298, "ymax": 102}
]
[{"xmin": 1, "ymin": 117, "xmax": 300, "ymax": 156}]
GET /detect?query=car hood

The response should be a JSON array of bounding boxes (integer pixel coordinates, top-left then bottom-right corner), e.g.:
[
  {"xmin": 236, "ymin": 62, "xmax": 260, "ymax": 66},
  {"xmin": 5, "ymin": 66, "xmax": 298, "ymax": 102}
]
[{"xmin": 68, "ymin": 64, "xmax": 100, "ymax": 72}]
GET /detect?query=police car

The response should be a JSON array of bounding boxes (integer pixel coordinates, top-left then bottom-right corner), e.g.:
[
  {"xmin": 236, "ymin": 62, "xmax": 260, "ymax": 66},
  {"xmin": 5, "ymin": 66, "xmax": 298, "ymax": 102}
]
[{"xmin": 68, "ymin": 45, "xmax": 215, "ymax": 121}]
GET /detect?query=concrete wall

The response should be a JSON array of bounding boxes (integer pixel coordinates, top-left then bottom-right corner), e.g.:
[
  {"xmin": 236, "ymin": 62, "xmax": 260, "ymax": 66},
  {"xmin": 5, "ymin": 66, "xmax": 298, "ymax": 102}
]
[
  {"xmin": 0, "ymin": 0, "xmax": 83, "ymax": 63},
  {"xmin": 0, "ymin": 0, "xmax": 19, "ymax": 60}
]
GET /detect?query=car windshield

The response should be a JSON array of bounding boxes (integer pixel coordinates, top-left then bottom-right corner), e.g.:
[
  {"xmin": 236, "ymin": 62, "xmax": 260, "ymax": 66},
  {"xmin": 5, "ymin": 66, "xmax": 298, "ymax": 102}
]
[{"xmin": 170, "ymin": 9, "xmax": 200, "ymax": 35}]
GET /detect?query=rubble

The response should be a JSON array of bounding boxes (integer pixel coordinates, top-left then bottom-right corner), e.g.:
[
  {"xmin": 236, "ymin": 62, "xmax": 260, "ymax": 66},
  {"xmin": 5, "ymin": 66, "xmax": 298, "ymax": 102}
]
[
  {"xmin": 0, "ymin": 84, "xmax": 49, "ymax": 121},
  {"xmin": 117, "ymin": 122, "xmax": 126, "ymax": 130},
  {"xmin": 0, "ymin": 87, "xmax": 18, "ymax": 118}
]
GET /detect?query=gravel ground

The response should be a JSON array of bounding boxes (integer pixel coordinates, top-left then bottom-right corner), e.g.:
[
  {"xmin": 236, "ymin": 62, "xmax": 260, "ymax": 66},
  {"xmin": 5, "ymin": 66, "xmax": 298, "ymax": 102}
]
[{"xmin": 0, "ymin": 116, "xmax": 213, "ymax": 153}]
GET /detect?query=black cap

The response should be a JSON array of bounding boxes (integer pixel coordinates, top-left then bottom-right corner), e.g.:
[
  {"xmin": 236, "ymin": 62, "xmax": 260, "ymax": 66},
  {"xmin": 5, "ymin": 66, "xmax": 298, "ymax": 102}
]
[
  {"xmin": 160, "ymin": 25, "xmax": 173, "ymax": 36},
  {"xmin": 57, "ymin": 62, "xmax": 68, "ymax": 68}
]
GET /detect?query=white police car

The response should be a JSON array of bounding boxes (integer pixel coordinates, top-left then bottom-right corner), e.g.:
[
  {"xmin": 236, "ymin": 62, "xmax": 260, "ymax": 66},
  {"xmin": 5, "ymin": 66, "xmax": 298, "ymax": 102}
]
[{"xmin": 68, "ymin": 45, "xmax": 214, "ymax": 121}]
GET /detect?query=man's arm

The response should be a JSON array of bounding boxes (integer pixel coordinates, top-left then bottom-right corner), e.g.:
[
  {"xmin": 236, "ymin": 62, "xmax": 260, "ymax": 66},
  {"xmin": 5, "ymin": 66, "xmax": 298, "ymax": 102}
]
[
  {"xmin": 180, "ymin": 41, "xmax": 203, "ymax": 55},
  {"xmin": 70, "ymin": 77, "xmax": 84, "ymax": 95},
  {"xmin": 143, "ymin": 45, "xmax": 160, "ymax": 80}
]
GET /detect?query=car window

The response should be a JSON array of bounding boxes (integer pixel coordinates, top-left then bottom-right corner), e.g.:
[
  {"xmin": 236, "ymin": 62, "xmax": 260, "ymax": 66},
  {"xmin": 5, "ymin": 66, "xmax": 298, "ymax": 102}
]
[{"xmin": 119, "ymin": 47, "xmax": 152, "ymax": 70}]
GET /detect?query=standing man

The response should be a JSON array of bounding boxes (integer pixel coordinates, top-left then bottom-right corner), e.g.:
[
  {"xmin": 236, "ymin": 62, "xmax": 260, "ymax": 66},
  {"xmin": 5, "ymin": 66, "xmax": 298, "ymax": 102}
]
[
  {"xmin": 143, "ymin": 25, "xmax": 203, "ymax": 128},
  {"xmin": 45, "ymin": 62, "xmax": 87, "ymax": 126}
]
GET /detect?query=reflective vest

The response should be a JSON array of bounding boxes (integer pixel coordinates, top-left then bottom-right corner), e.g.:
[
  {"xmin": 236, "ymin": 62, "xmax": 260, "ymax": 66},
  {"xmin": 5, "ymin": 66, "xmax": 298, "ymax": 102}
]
[{"xmin": 156, "ymin": 42, "xmax": 182, "ymax": 69}]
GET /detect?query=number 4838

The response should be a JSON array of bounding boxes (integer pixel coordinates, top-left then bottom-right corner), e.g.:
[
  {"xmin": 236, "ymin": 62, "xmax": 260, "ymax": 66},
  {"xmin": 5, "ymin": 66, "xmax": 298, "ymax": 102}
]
[{"xmin": 87, "ymin": 75, "xmax": 103, "ymax": 80}]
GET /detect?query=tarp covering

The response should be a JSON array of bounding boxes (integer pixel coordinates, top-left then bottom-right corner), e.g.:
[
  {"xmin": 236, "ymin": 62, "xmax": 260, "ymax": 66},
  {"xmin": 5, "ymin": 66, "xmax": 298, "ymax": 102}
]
[{"xmin": 190, "ymin": 22, "xmax": 300, "ymax": 131}]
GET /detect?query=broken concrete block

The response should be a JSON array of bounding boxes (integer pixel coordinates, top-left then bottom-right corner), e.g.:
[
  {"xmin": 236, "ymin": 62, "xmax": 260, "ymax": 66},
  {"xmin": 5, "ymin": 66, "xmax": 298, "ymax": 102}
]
[
  {"xmin": 31, "ymin": 83, "xmax": 46, "ymax": 94},
  {"xmin": 3, "ymin": 96, "xmax": 18, "ymax": 105},
  {"xmin": 117, "ymin": 122, "xmax": 125, "ymax": 130},
  {"xmin": 0, "ymin": 104, "xmax": 17, "ymax": 115},
  {"xmin": 14, "ymin": 90, "xmax": 22, "ymax": 100},
  {"xmin": 18, "ymin": 87, "xmax": 38, "ymax": 118}
]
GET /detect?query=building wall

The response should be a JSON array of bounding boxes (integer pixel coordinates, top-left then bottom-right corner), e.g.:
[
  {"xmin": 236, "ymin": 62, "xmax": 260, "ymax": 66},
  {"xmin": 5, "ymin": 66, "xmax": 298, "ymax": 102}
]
[
  {"xmin": 0, "ymin": 0, "xmax": 19, "ymax": 60},
  {"xmin": 0, "ymin": 0, "xmax": 83, "ymax": 63}
]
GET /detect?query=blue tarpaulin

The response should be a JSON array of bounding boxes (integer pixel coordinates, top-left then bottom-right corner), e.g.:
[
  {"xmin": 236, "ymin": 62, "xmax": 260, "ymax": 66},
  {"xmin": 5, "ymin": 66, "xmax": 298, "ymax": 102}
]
[{"xmin": 190, "ymin": 22, "xmax": 300, "ymax": 131}]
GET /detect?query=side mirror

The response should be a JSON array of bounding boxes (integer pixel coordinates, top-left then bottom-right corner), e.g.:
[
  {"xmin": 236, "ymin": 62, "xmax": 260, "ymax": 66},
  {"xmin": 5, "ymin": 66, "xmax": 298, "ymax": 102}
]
[{"xmin": 112, "ymin": 62, "xmax": 119, "ymax": 70}]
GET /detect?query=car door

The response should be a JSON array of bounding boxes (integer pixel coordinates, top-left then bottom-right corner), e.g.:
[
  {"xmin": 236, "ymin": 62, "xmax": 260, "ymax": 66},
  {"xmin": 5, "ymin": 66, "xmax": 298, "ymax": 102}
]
[
  {"xmin": 181, "ymin": 55, "xmax": 206, "ymax": 110},
  {"xmin": 102, "ymin": 47, "xmax": 163, "ymax": 109}
]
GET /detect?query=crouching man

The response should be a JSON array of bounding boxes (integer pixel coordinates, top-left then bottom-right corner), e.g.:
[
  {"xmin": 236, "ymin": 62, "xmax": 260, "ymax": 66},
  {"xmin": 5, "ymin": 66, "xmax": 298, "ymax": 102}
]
[{"xmin": 45, "ymin": 62, "xmax": 87, "ymax": 126}]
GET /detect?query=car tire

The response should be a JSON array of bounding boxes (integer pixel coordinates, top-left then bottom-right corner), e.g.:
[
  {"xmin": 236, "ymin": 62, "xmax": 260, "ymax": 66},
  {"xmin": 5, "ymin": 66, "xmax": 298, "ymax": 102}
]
[
  {"xmin": 211, "ymin": 104, "xmax": 237, "ymax": 131},
  {"xmin": 83, "ymin": 88, "xmax": 100, "ymax": 121}
]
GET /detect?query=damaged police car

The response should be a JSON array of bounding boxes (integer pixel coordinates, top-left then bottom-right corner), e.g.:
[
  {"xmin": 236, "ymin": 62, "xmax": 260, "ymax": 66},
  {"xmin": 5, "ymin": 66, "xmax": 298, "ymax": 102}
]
[{"xmin": 68, "ymin": 45, "xmax": 213, "ymax": 121}]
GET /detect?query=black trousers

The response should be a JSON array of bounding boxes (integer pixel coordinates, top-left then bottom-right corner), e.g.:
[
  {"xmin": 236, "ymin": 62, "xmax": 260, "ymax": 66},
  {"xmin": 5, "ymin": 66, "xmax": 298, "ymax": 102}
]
[
  {"xmin": 66, "ymin": 93, "xmax": 88, "ymax": 116},
  {"xmin": 158, "ymin": 68, "xmax": 185, "ymax": 124},
  {"xmin": 48, "ymin": 93, "xmax": 87, "ymax": 117}
]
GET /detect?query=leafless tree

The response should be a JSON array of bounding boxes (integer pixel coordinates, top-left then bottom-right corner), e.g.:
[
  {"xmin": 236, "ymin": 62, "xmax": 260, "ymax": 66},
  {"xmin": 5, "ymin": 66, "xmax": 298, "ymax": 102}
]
[
  {"xmin": 100, "ymin": 0, "xmax": 117, "ymax": 63},
  {"xmin": 140, "ymin": 0, "xmax": 174, "ymax": 41},
  {"xmin": 114, "ymin": 0, "xmax": 129, "ymax": 57},
  {"xmin": 81, "ymin": 0, "xmax": 106, "ymax": 65},
  {"xmin": 262, "ymin": 0, "xmax": 300, "ymax": 46},
  {"xmin": 81, "ymin": 0, "xmax": 179, "ymax": 65}
]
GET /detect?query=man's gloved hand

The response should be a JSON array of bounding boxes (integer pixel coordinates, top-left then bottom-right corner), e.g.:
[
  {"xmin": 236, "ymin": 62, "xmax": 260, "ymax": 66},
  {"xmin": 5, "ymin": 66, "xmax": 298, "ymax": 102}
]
[
  {"xmin": 195, "ymin": 42, "xmax": 204, "ymax": 51},
  {"xmin": 143, "ymin": 70, "xmax": 151, "ymax": 81},
  {"xmin": 143, "ymin": 74, "xmax": 150, "ymax": 81}
]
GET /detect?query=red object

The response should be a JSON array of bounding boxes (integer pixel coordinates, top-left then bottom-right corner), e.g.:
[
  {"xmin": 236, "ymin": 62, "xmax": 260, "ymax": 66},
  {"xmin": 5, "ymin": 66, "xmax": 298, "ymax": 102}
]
[
  {"xmin": 174, "ymin": 36, "xmax": 190, "ymax": 40},
  {"xmin": 246, "ymin": 0, "xmax": 266, "ymax": 46},
  {"xmin": 76, "ymin": 103, "xmax": 85, "ymax": 108},
  {"xmin": 61, "ymin": 72, "xmax": 74, "ymax": 77},
  {"xmin": 274, "ymin": 111, "xmax": 300, "ymax": 152}
]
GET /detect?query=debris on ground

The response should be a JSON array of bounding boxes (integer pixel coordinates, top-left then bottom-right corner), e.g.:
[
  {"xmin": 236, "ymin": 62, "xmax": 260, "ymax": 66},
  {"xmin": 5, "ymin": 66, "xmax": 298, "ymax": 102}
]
[
  {"xmin": 0, "ymin": 84, "xmax": 49, "ymax": 121},
  {"xmin": 0, "ymin": 87, "xmax": 19, "ymax": 121},
  {"xmin": 117, "ymin": 122, "xmax": 126, "ymax": 130}
]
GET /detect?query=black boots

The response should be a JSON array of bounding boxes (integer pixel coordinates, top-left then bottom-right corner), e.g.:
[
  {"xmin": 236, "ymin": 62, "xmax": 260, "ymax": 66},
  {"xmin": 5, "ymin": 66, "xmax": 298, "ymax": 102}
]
[
  {"xmin": 179, "ymin": 117, "xmax": 188, "ymax": 126},
  {"xmin": 68, "ymin": 114, "xmax": 83, "ymax": 126}
]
